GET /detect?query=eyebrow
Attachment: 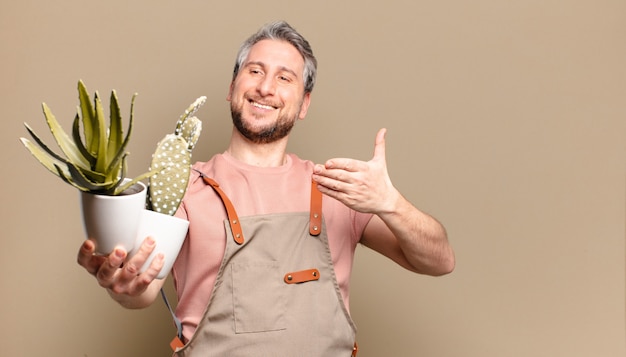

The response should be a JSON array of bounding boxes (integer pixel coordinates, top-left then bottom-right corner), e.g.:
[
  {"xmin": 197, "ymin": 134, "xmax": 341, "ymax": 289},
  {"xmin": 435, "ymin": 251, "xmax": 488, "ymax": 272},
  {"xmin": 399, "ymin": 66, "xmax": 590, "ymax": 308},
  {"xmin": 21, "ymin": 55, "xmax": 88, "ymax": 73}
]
[{"xmin": 245, "ymin": 61, "xmax": 299, "ymax": 79}]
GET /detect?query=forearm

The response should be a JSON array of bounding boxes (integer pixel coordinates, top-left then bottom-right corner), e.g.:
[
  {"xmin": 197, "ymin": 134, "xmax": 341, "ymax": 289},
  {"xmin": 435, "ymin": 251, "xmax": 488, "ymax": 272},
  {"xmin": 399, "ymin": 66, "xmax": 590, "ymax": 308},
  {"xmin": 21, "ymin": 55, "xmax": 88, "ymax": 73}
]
[{"xmin": 374, "ymin": 191, "xmax": 455, "ymax": 275}]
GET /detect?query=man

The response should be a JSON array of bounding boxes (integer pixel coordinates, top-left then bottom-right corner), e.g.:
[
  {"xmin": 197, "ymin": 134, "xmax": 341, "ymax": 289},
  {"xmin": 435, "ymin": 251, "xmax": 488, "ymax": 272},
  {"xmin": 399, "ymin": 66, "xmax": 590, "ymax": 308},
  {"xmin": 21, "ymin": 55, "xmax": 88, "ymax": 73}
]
[{"xmin": 78, "ymin": 21, "xmax": 455, "ymax": 356}]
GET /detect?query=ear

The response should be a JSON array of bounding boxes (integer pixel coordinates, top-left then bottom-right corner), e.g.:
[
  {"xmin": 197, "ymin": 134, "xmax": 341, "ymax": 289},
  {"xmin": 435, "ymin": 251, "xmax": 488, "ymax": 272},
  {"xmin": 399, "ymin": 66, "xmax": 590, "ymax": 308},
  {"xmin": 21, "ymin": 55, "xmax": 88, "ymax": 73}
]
[
  {"xmin": 226, "ymin": 81, "xmax": 234, "ymax": 101},
  {"xmin": 298, "ymin": 92, "xmax": 312, "ymax": 120}
]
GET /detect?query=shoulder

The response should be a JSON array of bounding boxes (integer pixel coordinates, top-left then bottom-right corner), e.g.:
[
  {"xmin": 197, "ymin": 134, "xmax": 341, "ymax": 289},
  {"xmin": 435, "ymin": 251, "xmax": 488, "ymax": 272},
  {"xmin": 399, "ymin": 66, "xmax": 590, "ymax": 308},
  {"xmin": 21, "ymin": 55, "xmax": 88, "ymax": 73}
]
[
  {"xmin": 287, "ymin": 153, "xmax": 314, "ymax": 171},
  {"xmin": 187, "ymin": 155, "xmax": 222, "ymax": 190}
]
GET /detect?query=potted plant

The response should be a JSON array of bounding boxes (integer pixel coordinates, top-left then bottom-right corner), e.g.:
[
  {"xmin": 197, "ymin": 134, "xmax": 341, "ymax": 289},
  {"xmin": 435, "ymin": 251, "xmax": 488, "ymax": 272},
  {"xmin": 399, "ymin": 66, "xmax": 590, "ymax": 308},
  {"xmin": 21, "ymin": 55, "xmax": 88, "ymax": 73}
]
[{"xmin": 20, "ymin": 80, "xmax": 204, "ymax": 275}]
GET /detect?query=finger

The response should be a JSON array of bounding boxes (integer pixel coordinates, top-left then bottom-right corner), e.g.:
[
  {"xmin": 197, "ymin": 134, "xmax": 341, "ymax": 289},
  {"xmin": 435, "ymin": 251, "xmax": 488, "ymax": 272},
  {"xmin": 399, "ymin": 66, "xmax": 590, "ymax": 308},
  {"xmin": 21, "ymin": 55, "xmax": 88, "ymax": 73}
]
[
  {"xmin": 77, "ymin": 240, "xmax": 95, "ymax": 269},
  {"xmin": 128, "ymin": 237, "xmax": 156, "ymax": 267},
  {"xmin": 126, "ymin": 253, "xmax": 164, "ymax": 295},
  {"xmin": 77, "ymin": 240, "xmax": 105, "ymax": 275},
  {"xmin": 323, "ymin": 158, "xmax": 362, "ymax": 173},
  {"xmin": 117, "ymin": 237, "xmax": 157, "ymax": 282},
  {"xmin": 96, "ymin": 248, "xmax": 127, "ymax": 287},
  {"xmin": 139, "ymin": 253, "xmax": 165, "ymax": 283},
  {"xmin": 372, "ymin": 128, "xmax": 387, "ymax": 162}
]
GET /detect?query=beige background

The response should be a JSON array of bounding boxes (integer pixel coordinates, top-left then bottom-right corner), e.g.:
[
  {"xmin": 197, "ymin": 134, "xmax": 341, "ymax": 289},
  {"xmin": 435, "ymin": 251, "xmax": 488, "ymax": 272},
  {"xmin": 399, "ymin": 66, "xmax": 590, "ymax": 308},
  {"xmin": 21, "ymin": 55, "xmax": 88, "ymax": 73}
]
[{"xmin": 1, "ymin": 1, "xmax": 624, "ymax": 356}]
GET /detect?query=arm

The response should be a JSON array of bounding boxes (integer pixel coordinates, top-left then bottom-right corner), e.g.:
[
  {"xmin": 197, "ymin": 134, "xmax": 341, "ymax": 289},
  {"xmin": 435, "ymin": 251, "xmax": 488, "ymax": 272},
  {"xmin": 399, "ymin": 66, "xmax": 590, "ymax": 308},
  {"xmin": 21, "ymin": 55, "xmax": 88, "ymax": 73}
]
[
  {"xmin": 77, "ymin": 237, "xmax": 166, "ymax": 308},
  {"xmin": 311, "ymin": 128, "xmax": 455, "ymax": 276}
]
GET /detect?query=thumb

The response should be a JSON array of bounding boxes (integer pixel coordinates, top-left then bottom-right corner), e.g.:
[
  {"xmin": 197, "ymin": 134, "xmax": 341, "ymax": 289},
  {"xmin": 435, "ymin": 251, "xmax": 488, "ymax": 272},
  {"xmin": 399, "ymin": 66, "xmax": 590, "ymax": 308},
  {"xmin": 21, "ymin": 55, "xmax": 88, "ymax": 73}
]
[{"xmin": 372, "ymin": 128, "xmax": 387, "ymax": 162}]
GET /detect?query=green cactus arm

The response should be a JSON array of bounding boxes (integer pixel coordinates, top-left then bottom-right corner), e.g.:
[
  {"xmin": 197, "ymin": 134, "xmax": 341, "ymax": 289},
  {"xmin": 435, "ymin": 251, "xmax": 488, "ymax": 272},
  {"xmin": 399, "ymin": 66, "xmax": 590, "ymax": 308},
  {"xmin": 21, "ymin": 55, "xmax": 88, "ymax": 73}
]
[
  {"xmin": 179, "ymin": 116, "xmax": 202, "ymax": 150},
  {"xmin": 147, "ymin": 96, "xmax": 206, "ymax": 214},
  {"xmin": 175, "ymin": 96, "xmax": 207, "ymax": 135},
  {"xmin": 148, "ymin": 135, "xmax": 192, "ymax": 215},
  {"xmin": 77, "ymin": 80, "xmax": 97, "ymax": 154},
  {"xmin": 93, "ymin": 92, "xmax": 108, "ymax": 173},
  {"xmin": 42, "ymin": 103, "xmax": 90, "ymax": 168}
]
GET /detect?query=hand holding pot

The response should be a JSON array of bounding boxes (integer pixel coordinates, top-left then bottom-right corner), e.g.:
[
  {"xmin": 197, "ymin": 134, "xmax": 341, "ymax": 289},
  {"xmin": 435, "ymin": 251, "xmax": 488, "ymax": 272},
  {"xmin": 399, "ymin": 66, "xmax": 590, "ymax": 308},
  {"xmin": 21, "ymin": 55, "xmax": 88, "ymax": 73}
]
[{"xmin": 77, "ymin": 238, "xmax": 165, "ymax": 302}]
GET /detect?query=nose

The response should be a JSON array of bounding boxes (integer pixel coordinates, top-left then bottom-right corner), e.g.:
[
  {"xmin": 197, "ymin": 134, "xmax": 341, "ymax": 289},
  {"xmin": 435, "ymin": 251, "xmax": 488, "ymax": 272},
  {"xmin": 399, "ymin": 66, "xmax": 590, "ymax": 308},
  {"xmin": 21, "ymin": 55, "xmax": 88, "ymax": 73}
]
[{"xmin": 257, "ymin": 75, "xmax": 276, "ymax": 96}]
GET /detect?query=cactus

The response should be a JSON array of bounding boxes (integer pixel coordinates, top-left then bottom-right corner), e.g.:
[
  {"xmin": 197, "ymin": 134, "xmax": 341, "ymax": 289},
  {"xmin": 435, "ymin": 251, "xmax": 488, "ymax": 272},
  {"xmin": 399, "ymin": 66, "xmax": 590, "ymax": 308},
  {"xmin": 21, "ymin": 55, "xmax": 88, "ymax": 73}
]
[
  {"xmin": 147, "ymin": 96, "xmax": 206, "ymax": 216},
  {"xmin": 20, "ymin": 80, "xmax": 158, "ymax": 195}
]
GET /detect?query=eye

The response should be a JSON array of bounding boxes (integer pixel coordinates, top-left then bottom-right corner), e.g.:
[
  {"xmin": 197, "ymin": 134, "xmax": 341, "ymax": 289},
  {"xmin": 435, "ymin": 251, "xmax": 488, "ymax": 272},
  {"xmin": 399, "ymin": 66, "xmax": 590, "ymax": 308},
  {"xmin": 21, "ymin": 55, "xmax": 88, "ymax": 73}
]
[{"xmin": 278, "ymin": 75, "xmax": 292, "ymax": 82}]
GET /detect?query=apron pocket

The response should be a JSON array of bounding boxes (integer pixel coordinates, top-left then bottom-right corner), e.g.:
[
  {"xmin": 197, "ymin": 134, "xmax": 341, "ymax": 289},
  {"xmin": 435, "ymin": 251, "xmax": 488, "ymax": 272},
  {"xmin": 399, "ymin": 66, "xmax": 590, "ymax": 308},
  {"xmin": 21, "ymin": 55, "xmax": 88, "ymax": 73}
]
[{"xmin": 231, "ymin": 261, "xmax": 286, "ymax": 333}]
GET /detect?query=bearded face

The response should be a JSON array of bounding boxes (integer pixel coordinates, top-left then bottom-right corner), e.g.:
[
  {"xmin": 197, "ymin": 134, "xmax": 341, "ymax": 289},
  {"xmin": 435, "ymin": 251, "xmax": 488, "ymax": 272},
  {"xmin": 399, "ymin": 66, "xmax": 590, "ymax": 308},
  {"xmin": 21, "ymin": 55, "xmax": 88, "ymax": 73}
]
[{"xmin": 227, "ymin": 39, "xmax": 311, "ymax": 145}]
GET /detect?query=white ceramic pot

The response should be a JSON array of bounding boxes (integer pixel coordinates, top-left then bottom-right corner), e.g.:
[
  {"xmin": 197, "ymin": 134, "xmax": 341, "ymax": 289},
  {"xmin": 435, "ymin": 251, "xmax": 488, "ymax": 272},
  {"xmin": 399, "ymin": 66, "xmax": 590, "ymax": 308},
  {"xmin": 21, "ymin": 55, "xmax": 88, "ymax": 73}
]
[
  {"xmin": 80, "ymin": 182, "xmax": 147, "ymax": 255},
  {"xmin": 133, "ymin": 209, "xmax": 189, "ymax": 279}
]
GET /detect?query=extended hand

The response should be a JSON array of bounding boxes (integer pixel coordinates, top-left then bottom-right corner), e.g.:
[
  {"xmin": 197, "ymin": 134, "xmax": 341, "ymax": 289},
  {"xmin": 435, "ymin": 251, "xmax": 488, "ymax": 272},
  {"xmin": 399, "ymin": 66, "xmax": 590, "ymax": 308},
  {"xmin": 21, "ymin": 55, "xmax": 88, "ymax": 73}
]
[
  {"xmin": 77, "ymin": 237, "xmax": 164, "ymax": 297},
  {"xmin": 312, "ymin": 128, "xmax": 399, "ymax": 214}
]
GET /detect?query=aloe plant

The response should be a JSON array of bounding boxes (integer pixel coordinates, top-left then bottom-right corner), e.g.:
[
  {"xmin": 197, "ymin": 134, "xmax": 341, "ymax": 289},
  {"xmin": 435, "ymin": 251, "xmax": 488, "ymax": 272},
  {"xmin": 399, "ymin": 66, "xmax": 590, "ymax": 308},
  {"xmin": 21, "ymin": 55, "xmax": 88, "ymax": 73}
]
[
  {"xmin": 147, "ymin": 96, "xmax": 205, "ymax": 216},
  {"xmin": 20, "ymin": 80, "xmax": 157, "ymax": 195}
]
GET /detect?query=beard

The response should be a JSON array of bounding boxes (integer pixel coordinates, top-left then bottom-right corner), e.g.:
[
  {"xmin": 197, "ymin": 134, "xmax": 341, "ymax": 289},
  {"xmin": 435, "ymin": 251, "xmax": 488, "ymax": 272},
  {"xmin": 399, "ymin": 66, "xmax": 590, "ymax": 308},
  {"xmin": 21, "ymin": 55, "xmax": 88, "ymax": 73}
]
[{"xmin": 230, "ymin": 102, "xmax": 299, "ymax": 144}]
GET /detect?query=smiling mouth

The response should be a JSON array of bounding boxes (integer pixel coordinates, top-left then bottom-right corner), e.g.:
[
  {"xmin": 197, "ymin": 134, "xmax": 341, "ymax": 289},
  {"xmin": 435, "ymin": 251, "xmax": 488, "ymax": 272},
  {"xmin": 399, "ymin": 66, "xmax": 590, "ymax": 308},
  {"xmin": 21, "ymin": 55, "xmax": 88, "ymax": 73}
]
[{"xmin": 249, "ymin": 99, "xmax": 277, "ymax": 110}]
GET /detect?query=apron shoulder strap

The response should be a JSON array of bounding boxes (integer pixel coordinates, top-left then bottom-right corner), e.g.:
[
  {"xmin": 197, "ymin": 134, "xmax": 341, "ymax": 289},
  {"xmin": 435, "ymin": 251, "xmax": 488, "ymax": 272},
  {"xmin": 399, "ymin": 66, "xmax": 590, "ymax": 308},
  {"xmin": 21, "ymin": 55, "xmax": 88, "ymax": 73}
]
[
  {"xmin": 193, "ymin": 172, "xmax": 322, "ymax": 240},
  {"xmin": 194, "ymin": 170, "xmax": 245, "ymax": 245},
  {"xmin": 309, "ymin": 181, "xmax": 323, "ymax": 236}
]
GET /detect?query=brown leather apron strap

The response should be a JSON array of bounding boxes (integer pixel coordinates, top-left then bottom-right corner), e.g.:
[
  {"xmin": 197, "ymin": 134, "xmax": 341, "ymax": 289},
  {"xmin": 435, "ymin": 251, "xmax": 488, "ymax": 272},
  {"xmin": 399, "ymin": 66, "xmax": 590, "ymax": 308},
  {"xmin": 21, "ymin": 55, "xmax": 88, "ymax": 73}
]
[
  {"xmin": 197, "ymin": 172, "xmax": 245, "ymax": 245},
  {"xmin": 310, "ymin": 181, "xmax": 358, "ymax": 356},
  {"xmin": 309, "ymin": 181, "xmax": 323, "ymax": 236}
]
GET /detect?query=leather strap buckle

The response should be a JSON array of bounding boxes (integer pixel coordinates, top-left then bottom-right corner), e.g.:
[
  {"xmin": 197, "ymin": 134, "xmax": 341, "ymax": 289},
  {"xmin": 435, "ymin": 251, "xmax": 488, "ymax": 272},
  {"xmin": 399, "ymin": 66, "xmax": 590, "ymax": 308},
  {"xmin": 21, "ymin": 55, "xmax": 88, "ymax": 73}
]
[{"xmin": 284, "ymin": 268, "xmax": 320, "ymax": 284}]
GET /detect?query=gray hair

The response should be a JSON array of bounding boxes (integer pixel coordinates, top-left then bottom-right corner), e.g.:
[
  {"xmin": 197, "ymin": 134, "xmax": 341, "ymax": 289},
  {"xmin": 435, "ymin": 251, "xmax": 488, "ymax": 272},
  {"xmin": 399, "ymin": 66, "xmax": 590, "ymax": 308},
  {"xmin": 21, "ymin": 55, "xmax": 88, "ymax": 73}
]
[{"xmin": 232, "ymin": 21, "xmax": 317, "ymax": 94}]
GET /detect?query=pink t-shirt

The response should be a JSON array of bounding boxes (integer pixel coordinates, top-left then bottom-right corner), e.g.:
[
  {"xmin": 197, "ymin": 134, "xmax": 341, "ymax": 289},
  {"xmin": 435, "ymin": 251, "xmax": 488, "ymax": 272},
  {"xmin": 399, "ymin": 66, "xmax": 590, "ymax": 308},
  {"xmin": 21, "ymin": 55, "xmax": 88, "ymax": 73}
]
[{"xmin": 173, "ymin": 152, "xmax": 372, "ymax": 340}]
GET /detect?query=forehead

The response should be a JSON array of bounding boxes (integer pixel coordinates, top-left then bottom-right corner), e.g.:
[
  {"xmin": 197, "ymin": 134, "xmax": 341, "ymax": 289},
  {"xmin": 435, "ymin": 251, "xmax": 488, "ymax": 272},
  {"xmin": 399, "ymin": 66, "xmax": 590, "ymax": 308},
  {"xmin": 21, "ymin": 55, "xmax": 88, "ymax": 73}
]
[{"xmin": 245, "ymin": 39, "xmax": 305, "ymax": 76}]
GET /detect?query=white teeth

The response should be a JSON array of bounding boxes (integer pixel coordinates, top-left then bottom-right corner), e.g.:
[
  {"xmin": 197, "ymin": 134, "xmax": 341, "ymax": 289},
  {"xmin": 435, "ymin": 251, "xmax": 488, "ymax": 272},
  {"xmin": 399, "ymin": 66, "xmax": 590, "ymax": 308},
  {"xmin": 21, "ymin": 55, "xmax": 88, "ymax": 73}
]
[{"xmin": 252, "ymin": 101, "xmax": 274, "ymax": 110}]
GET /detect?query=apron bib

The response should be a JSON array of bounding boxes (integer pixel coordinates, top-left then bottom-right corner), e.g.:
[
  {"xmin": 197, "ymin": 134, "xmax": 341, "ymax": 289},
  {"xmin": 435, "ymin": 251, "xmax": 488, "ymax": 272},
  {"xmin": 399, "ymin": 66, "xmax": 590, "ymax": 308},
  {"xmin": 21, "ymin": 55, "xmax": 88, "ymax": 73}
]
[{"xmin": 174, "ymin": 178, "xmax": 357, "ymax": 356}]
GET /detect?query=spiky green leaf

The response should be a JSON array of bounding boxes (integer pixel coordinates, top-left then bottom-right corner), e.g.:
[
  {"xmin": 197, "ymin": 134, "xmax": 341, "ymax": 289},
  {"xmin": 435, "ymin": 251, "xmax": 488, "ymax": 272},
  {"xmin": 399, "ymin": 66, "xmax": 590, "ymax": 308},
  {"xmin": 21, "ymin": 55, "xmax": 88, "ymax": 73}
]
[
  {"xmin": 71, "ymin": 112, "xmax": 96, "ymax": 167},
  {"xmin": 93, "ymin": 92, "xmax": 108, "ymax": 173},
  {"xmin": 54, "ymin": 164, "xmax": 97, "ymax": 192},
  {"xmin": 24, "ymin": 123, "xmax": 66, "ymax": 163},
  {"xmin": 114, "ymin": 167, "xmax": 160, "ymax": 195},
  {"xmin": 66, "ymin": 162, "xmax": 120, "ymax": 194},
  {"xmin": 20, "ymin": 137, "xmax": 70, "ymax": 179},
  {"xmin": 104, "ymin": 93, "xmax": 136, "ymax": 182},
  {"xmin": 108, "ymin": 90, "xmax": 123, "ymax": 163},
  {"xmin": 42, "ymin": 103, "xmax": 90, "ymax": 168},
  {"xmin": 73, "ymin": 161, "xmax": 111, "ymax": 184},
  {"xmin": 77, "ymin": 80, "xmax": 96, "ymax": 153}
]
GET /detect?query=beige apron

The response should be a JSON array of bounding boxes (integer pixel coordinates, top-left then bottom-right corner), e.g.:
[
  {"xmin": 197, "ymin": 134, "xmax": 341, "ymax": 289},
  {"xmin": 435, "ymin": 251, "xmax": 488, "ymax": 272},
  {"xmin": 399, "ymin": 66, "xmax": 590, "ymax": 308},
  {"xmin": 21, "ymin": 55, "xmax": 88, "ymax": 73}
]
[{"xmin": 174, "ymin": 176, "xmax": 358, "ymax": 356}]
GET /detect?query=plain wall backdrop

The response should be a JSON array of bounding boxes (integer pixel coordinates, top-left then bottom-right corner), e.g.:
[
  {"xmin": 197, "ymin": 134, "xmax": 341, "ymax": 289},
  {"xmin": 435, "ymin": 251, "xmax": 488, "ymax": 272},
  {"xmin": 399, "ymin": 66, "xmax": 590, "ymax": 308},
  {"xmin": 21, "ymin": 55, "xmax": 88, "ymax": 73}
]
[{"xmin": 1, "ymin": 1, "xmax": 624, "ymax": 356}]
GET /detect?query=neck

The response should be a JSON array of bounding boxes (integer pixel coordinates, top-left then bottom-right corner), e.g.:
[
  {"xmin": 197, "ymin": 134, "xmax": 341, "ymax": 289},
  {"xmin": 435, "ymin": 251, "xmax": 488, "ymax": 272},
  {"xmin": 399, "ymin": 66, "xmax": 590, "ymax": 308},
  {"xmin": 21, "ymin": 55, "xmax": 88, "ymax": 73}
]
[{"xmin": 226, "ymin": 127, "xmax": 289, "ymax": 167}]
